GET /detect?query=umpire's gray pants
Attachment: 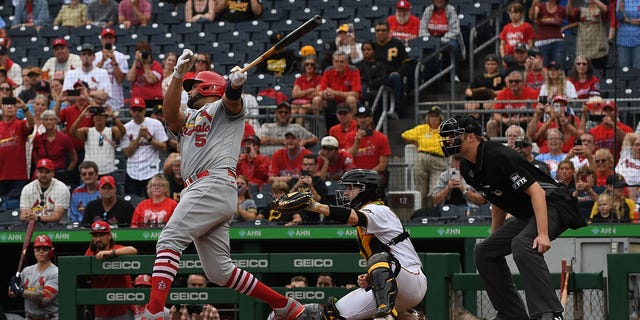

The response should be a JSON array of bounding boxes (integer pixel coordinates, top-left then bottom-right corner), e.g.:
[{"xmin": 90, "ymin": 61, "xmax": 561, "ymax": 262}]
[{"xmin": 474, "ymin": 203, "xmax": 567, "ymax": 320}]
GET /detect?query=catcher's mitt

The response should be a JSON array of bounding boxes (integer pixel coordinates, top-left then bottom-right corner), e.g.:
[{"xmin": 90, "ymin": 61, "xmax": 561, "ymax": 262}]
[{"xmin": 272, "ymin": 191, "xmax": 314, "ymax": 214}]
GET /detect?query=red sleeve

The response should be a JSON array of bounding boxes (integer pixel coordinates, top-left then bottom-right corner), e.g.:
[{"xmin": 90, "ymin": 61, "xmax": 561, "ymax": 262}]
[
  {"xmin": 130, "ymin": 202, "xmax": 144, "ymax": 227},
  {"xmin": 343, "ymin": 131, "xmax": 356, "ymax": 150},
  {"xmin": 269, "ymin": 150, "xmax": 283, "ymax": 176},
  {"xmin": 524, "ymin": 23, "xmax": 535, "ymax": 42},
  {"xmin": 378, "ymin": 133, "xmax": 392, "ymax": 156},
  {"xmin": 164, "ymin": 199, "xmax": 178, "ymax": 222},
  {"xmin": 61, "ymin": 132, "xmax": 75, "ymax": 154},
  {"xmin": 499, "ymin": 24, "xmax": 508, "ymax": 41},
  {"xmin": 319, "ymin": 72, "xmax": 329, "ymax": 91}
]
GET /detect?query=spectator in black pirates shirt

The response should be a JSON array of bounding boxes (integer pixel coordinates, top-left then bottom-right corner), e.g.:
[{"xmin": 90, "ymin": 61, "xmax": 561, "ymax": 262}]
[
  {"xmin": 81, "ymin": 175, "xmax": 134, "ymax": 227},
  {"xmin": 371, "ymin": 20, "xmax": 409, "ymax": 115},
  {"xmin": 439, "ymin": 115, "xmax": 584, "ymax": 320},
  {"xmin": 255, "ymin": 32, "xmax": 298, "ymax": 76},
  {"xmin": 214, "ymin": 0, "xmax": 262, "ymax": 22}
]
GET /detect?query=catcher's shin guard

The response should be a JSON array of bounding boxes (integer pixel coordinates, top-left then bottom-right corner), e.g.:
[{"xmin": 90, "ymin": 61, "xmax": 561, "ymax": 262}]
[
  {"xmin": 367, "ymin": 252, "xmax": 399, "ymax": 319},
  {"xmin": 322, "ymin": 296, "xmax": 346, "ymax": 320}
]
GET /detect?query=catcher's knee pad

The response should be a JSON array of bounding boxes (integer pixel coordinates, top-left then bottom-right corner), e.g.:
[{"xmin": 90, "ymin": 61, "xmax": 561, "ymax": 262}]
[
  {"xmin": 367, "ymin": 252, "xmax": 398, "ymax": 318},
  {"xmin": 322, "ymin": 296, "xmax": 346, "ymax": 320}
]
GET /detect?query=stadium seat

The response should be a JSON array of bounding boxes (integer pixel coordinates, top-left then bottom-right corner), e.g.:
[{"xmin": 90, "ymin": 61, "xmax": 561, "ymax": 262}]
[
  {"xmin": 0, "ymin": 210, "xmax": 21, "ymax": 229},
  {"xmin": 253, "ymin": 192, "xmax": 274, "ymax": 211},
  {"xmin": 123, "ymin": 194, "xmax": 145, "ymax": 208},
  {"xmin": 324, "ymin": 6, "xmax": 355, "ymax": 21},
  {"xmin": 261, "ymin": 8, "xmax": 287, "ymax": 22}
]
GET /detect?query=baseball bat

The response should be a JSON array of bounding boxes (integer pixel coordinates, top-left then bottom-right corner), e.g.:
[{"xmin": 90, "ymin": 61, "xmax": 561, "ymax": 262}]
[
  {"xmin": 16, "ymin": 220, "xmax": 36, "ymax": 277},
  {"xmin": 239, "ymin": 15, "xmax": 323, "ymax": 73},
  {"xmin": 560, "ymin": 260, "xmax": 571, "ymax": 308}
]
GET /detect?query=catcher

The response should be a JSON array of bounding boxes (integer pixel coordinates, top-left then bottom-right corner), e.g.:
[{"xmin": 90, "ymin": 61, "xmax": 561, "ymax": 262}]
[{"xmin": 272, "ymin": 169, "xmax": 427, "ymax": 320}]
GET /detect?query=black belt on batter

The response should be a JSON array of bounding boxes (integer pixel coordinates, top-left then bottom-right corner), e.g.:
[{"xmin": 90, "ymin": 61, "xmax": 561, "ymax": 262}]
[{"xmin": 419, "ymin": 151, "xmax": 444, "ymax": 158}]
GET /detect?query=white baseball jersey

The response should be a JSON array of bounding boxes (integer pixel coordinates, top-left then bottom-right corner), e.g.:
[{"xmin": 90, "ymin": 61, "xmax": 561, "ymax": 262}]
[
  {"xmin": 94, "ymin": 50, "xmax": 130, "ymax": 109},
  {"xmin": 20, "ymin": 179, "xmax": 70, "ymax": 223},
  {"xmin": 62, "ymin": 67, "xmax": 113, "ymax": 96},
  {"xmin": 174, "ymin": 98, "xmax": 246, "ymax": 178},
  {"xmin": 84, "ymin": 127, "xmax": 117, "ymax": 175},
  {"xmin": 120, "ymin": 117, "xmax": 168, "ymax": 180},
  {"xmin": 21, "ymin": 263, "xmax": 59, "ymax": 317}
]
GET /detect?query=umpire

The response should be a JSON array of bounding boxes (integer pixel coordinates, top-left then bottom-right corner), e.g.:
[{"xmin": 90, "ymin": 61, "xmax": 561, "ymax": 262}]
[{"xmin": 439, "ymin": 116, "xmax": 584, "ymax": 320}]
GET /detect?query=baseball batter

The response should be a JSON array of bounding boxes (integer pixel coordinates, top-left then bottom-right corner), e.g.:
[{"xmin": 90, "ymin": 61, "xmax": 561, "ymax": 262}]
[
  {"xmin": 141, "ymin": 49, "xmax": 304, "ymax": 320},
  {"xmin": 9, "ymin": 234, "xmax": 59, "ymax": 320},
  {"xmin": 296, "ymin": 169, "xmax": 427, "ymax": 320}
]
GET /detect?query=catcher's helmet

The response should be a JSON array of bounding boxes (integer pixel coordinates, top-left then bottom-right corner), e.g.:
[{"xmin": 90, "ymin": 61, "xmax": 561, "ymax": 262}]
[
  {"xmin": 183, "ymin": 71, "xmax": 226, "ymax": 97},
  {"xmin": 338, "ymin": 169, "xmax": 384, "ymax": 208},
  {"xmin": 33, "ymin": 234, "xmax": 55, "ymax": 258},
  {"xmin": 439, "ymin": 116, "xmax": 483, "ymax": 157}
]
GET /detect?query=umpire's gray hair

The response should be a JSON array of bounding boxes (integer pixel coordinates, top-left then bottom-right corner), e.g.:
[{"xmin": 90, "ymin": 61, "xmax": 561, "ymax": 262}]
[{"xmin": 40, "ymin": 110, "xmax": 58, "ymax": 121}]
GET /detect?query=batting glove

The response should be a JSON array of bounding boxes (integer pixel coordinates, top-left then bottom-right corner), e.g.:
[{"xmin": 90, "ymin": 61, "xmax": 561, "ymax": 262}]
[
  {"xmin": 173, "ymin": 49, "xmax": 196, "ymax": 79},
  {"xmin": 9, "ymin": 276, "xmax": 24, "ymax": 296},
  {"xmin": 229, "ymin": 66, "xmax": 247, "ymax": 87}
]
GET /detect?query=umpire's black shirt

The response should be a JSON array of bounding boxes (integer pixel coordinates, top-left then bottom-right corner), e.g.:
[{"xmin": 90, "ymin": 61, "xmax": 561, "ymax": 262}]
[{"xmin": 460, "ymin": 141, "xmax": 560, "ymax": 220}]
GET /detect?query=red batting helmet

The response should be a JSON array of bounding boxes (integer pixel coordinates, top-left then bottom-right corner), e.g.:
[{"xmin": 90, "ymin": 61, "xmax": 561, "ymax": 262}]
[
  {"xmin": 33, "ymin": 234, "xmax": 55, "ymax": 258},
  {"xmin": 33, "ymin": 234, "xmax": 53, "ymax": 247},
  {"xmin": 134, "ymin": 274, "xmax": 152, "ymax": 287},
  {"xmin": 182, "ymin": 71, "xmax": 226, "ymax": 97}
]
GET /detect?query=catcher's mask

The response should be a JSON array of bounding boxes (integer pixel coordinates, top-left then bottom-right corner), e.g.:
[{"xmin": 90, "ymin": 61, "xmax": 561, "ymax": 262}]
[
  {"xmin": 337, "ymin": 169, "xmax": 383, "ymax": 208},
  {"xmin": 439, "ymin": 116, "xmax": 482, "ymax": 157}
]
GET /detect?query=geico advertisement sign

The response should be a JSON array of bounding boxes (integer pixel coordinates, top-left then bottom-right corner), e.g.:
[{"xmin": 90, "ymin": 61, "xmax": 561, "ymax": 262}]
[
  {"xmin": 101, "ymin": 261, "xmax": 142, "ymax": 270},
  {"xmin": 285, "ymin": 291, "xmax": 325, "ymax": 300},
  {"xmin": 170, "ymin": 292, "xmax": 209, "ymax": 301},
  {"xmin": 178, "ymin": 259, "xmax": 202, "ymax": 269},
  {"xmin": 293, "ymin": 259, "xmax": 333, "ymax": 268},
  {"xmin": 231, "ymin": 259, "xmax": 268, "ymax": 268},
  {"xmin": 106, "ymin": 292, "xmax": 146, "ymax": 302}
]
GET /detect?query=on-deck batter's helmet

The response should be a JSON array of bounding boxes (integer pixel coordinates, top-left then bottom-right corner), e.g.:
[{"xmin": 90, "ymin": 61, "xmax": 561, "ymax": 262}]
[
  {"xmin": 182, "ymin": 71, "xmax": 226, "ymax": 97},
  {"xmin": 337, "ymin": 169, "xmax": 384, "ymax": 209},
  {"xmin": 134, "ymin": 274, "xmax": 152, "ymax": 287},
  {"xmin": 439, "ymin": 116, "xmax": 483, "ymax": 157},
  {"xmin": 33, "ymin": 234, "xmax": 55, "ymax": 259}
]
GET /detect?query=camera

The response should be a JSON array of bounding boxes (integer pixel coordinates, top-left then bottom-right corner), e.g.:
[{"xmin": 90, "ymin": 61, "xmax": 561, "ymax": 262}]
[
  {"xmin": 245, "ymin": 147, "xmax": 251, "ymax": 154},
  {"xmin": 450, "ymin": 169, "xmax": 460, "ymax": 180},
  {"xmin": 2, "ymin": 97, "xmax": 16, "ymax": 105},
  {"xmin": 538, "ymin": 95, "xmax": 548, "ymax": 105},
  {"xmin": 589, "ymin": 114, "xmax": 604, "ymax": 122},
  {"xmin": 89, "ymin": 105, "xmax": 105, "ymax": 114},
  {"xmin": 300, "ymin": 170, "xmax": 310, "ymax": 177},
  {"xmin": 140, "ymin": 50, "xmax": 149, "ymax": 60},
  {"xmin": 67, "ymin": 90, "xmax": 80, "ymax": 97},
  {"xmin": 553, "ymin": 103, "xmax": 561, "ymax": 113},
  {"xmin": 580, "ymin": 174, "xmax": 588, "ymax": 182},
  {"xmin": 104, "ymin": 43, "xmax": 113, "ymax": 50},
  {"xmin": 574, "ymin": 139, "xmax": 582, "ymax": 146},
  {"xmin": 514, "ymin": 140, "xmax": 528, "ymax": 149},
  {"xmin": 184, "ymin": 304, "xmax": 203, "ymax": 315},
  {"xmin": 364, "ymin": 129, "xmax": 373, "ymax": 136}
]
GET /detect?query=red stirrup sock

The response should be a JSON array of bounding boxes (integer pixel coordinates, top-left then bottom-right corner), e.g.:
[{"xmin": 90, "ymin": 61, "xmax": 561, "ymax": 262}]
[
  {"xmin": 225, "ymin": 267, "xmax": 289, "ymax": 308},
  {"xmin": 147, "ymin": 249, "xmax": 181, "ymax": 314}
]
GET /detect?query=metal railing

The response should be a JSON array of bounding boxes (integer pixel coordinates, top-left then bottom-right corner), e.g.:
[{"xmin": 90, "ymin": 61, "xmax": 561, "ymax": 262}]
[
  {"xmin": 468, "ymin": 8, "xmax": 506, "ymax": 82},
  {"xmin": 413, "ymin": 42, "xmax": 457, "ymax": 121}
]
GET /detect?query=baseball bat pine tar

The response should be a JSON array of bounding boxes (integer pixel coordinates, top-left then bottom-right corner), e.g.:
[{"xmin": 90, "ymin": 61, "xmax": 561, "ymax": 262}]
[
  {"xmin": 16, "ymin": 220, "xmax": 36, "ymax": 277},
  {"xmin": 239, "ymin": 15, "xmax": 323, "ymax": 73}
]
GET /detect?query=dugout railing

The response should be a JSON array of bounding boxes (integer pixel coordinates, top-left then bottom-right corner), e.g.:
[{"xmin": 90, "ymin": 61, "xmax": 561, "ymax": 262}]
[{"xmin": 58, "ymin": 252, "xmax": 614, "ymax": 320}]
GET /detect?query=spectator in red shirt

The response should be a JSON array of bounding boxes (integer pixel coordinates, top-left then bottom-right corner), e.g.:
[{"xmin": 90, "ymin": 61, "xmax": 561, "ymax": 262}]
[
  {"xmin": 523, "ymin": 47, "xmax": 546, "ymax": 94},
  {"xmin": 387, "ymin": 0, "xmax": 420, "ymax": 43},
  {"xmin": 486, "ymin": 70, "xmax": 538, "ymax": 137},
  {"xmin": 328, "ymin": 103, "xmax": 358, "ymax": 150},
  {"xmin": 130, "ymin": 175, "xmax": 178, "ymax": 228},
  {"xmin": 84, "ymin": 221, "xmax": 137, "ymax": 319},
  {"xmin": 57, "ymin": 83, "xmax": 93, "ymax": 154},
  {"xmin": 125, "ymin": 41, "xmax": 163, "ymax": 108},
  {"xmin": 589, "ymin": 100, "xmax": 633, "ymax": 160},
  {"xmin": 0, "ymin": 95, "xmax": 33, "ymax": 203},
  {"xmin": 316, "ymin": 135, "xmax": 356, "ymax": 181},
  {"xmin": 291, "ymin": 56, "xmax": 321, "ymax": 126},
  {"xmin": 568, "ymin": 56, "xmax": 600, "ymax": 100},
  {"xmin": 118, "ymin": 0, "xmax": 151, "ymax": 29},
  {"xmin": 311, "ymin": 50, "xmax": 361, "ymax": 130},
  {"xmin": 500, "ymin": 2, "xmax": 535, "ymax": 61},
  {"xmin": 344, "ymin": 106, "xmax": 391, "ymax": 175},
  {"xmin": 529, "ymin": 0, "xmax": 568, "ymax": 70},
  {"xmin": 236, "ymin": 135, "xmax": 271, "ymax": 188},
  {"xmin": 268, "ymin": 131, "xmax": 312, "ymax": 183},
  {"xmin": 31, "ymin": 110, "xmax": 78, "ymax": 185},
  {"xmin": 527, "ymin": 95, "xmax": 581, "ymax": 154}
]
